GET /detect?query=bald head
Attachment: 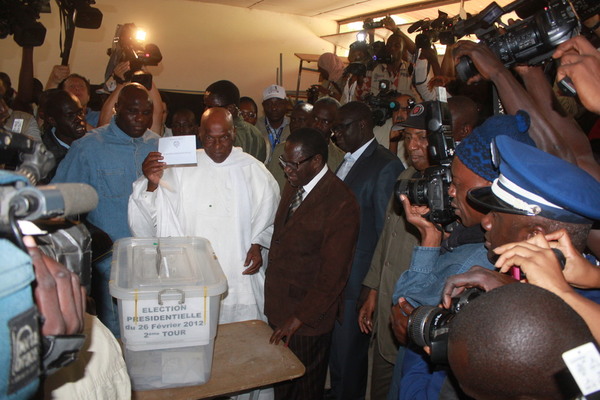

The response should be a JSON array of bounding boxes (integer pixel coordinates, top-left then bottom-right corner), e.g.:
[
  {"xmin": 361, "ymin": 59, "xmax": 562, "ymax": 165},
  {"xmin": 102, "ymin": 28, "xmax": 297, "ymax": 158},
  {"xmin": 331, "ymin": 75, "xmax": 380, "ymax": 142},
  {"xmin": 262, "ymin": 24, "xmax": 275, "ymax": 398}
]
[
  {"xmin": 200, "ymin": 107, "xmax": 235, "ymax": 163},
  {"xmin": 448, "ymin": 96, "xmax": 479, "ymax": 142},
  {"xmin": 448, "ymin": 284, "xmax": 594, "ymax": 400}
]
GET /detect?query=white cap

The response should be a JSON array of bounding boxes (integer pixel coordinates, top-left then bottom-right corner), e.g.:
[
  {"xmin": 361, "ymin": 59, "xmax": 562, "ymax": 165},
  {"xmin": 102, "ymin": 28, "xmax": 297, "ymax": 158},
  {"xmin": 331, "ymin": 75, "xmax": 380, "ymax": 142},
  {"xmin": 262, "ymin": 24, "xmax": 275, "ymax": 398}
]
[{"xmin": 263, "ymin": 84, "xmax": 286, "ymax": 101}]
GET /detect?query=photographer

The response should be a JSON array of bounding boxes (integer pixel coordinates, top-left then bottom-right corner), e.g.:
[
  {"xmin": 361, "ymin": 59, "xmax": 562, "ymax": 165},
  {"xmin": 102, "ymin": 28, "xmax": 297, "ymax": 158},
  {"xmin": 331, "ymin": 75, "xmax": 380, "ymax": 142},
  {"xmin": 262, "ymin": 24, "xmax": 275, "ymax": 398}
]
[
  {"xmin": 389, "ymin": 113, "xmax": 536, "ymax": 400},
  {"xmin": 441, "ymin": 135, "xmax": 600, "ymax": 350}
]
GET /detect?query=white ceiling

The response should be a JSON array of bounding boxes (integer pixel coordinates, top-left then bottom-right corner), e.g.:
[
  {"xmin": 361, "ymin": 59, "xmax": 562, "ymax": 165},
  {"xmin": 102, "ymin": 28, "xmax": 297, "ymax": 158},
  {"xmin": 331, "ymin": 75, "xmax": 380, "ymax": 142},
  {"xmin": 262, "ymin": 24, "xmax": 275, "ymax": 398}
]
[{"xmin": 187, "ymin": 0, "xmax": 513, "ymax": 23}]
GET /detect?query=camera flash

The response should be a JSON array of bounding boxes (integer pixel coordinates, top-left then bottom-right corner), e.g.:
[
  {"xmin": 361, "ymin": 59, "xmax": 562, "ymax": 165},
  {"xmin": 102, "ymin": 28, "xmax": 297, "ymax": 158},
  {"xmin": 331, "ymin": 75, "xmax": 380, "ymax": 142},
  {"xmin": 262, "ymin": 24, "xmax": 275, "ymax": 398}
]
[{"xmin": 135, "ymin": 29, "xmax": 147, "ymax": 42}]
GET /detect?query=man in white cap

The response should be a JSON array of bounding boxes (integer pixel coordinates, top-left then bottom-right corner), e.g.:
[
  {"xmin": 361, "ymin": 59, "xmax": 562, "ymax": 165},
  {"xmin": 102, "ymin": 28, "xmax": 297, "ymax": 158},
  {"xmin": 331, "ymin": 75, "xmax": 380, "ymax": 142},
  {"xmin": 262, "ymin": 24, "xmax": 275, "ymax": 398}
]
[{"xmin": 257, "ymin": 84, "xmax": 291, "ymax": 154}]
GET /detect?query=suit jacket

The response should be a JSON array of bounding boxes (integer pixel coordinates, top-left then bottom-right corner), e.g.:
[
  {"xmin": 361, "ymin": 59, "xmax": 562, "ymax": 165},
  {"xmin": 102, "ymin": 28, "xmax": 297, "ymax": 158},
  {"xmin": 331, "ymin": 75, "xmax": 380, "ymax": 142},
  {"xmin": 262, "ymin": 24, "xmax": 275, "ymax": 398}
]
[
  {"xmin": 265, "ymin": 169, "xmax": 360, "ymax": 336},
  {"xmin": 340, "ymin": 139, "xmax": 405, "ymax": 301}
]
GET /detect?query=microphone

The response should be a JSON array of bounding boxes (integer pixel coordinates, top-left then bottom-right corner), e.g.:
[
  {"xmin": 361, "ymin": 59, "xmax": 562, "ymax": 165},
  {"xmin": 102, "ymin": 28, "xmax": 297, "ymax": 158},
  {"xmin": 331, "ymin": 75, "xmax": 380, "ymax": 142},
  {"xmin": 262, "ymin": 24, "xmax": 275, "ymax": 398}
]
[
  {"xmin": 408, "ymin": 20, "xmax": 424, "ymax": 33},
  {"xmin": 9, "ymin": 183, "xmax": 99, "ymax": 220}
]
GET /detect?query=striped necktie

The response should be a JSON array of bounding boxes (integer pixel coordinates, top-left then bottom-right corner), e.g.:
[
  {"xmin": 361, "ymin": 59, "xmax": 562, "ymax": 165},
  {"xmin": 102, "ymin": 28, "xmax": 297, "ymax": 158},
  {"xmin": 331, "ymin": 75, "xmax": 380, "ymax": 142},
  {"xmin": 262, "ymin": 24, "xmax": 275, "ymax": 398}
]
[{"xmin": 287, "ymin": 187, "xmax": 305, "ymax": 221}]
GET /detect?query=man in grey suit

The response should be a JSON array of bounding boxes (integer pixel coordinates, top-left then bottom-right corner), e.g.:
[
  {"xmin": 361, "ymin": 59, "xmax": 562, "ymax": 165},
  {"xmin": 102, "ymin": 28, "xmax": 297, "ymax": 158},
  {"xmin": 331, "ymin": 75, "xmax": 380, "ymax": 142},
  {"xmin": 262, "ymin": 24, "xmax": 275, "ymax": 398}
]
[{"xmin": 328, "ymin": 101, "xmax": 405, "ymax": 400}]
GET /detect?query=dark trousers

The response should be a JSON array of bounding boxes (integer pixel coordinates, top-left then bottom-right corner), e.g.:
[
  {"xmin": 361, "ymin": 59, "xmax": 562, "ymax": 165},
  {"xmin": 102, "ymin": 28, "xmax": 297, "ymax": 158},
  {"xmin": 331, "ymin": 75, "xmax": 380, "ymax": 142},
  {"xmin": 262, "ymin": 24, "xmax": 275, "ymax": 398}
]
[
  {"xmin": 328, "ymin": 298, "xmax": 370, "ymax": 400},
  {"xmin": 370, "ymin": 341, "xmax": 396, "ymax": 400},
  {"xmin": 273, "ymin": 331, "xmax": 332, "ymax": 400}
]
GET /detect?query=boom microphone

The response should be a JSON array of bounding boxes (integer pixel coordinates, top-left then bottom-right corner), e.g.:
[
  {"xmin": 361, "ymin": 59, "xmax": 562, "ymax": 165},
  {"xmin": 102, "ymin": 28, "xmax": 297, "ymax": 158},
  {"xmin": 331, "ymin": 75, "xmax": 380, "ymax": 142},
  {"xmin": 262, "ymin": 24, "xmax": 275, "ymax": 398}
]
[{"xmin": 8, "ymin": 183, "xmax": 99, "ymax": 220}]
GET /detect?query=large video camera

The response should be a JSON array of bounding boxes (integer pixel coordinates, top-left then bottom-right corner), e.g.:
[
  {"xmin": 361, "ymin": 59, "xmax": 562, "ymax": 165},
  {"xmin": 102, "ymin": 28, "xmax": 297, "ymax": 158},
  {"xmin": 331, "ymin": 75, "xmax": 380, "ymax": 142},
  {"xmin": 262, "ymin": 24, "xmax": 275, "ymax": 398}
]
[
  {"xmin": 105, "ymin": 23, "xmax": 162, "ymax": 89},
  {"xmin": 394, "ymin": 100, "xmax": 457, "ymax": 226},
  {"xmin": 408, "ymin": 10, "xmax": 463, "ymax": 48},
  {"xmin": 407, "ymin": 288, "xmax": 483, "ymax": 364},
  {"xmin": 453, "ymin": 0, "xmax": 591, "ymax": 81},
  {"xmin": 366, "ymin": 80, "xmax": 403, "ymax": 126},
  {"xmin": 0, "ymin": 0, "xmax": 48, "ymax": 47},
  {"xmin": 0, "ymin": 0, "xmax": 102, "ymax": 50}
]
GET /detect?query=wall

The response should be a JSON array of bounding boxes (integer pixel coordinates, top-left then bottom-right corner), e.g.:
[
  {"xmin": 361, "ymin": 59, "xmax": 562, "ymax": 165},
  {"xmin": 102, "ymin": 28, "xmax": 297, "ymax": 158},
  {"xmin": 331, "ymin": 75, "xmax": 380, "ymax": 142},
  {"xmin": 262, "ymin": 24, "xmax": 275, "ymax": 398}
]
[{"xmin": 0, "ymin": 0, "xmax": 338, "ymax": 105}]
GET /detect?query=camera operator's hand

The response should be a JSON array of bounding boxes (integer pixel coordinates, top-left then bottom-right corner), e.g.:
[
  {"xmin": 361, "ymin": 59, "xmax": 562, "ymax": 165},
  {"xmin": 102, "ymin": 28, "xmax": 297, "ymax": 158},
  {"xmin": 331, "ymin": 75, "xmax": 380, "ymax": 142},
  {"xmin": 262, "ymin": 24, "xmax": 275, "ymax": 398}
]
[
  {"xmin": 390, "ymin": 297, "xmax": 415, "ymax": 346},
  {"xmin": 24, "ymin": 235, "xmax": 85, "ymax": 336},
  {"xmin": 382, "ymin": 16, "xmax": 398, "ymax": 33},
  {"xmin": 399, "ymin": 194, "xmax": 442, "ymax": 247},
  {"xmin": 441, "ymin": 265, "xmax": 517, "ymax": 309},
  {"xmin": 358, "ymin": 288, "xmax": 377, "ymax": 334},
  {"xmin": 493, "ymin": 234, "xmax": 572, "ymax": 294},
  {"xmin": 46, "ymin": 65, "xmax": 70, "ymax": 90},
  {"xmin": 112, "ymin": 61, "xmax": 131, "ymax": 83},
  {"xmin": 452, "ymin": 40, "xmax": 506, "ymax": 84},
  {"xmin": 427, "ymin": 75, "xmax": 452, "ymax": 91},
  {"xmin": 553, "ymin": 36, "xmax": 600, "ymax": 114},
  {"xmin": 495, "ymin": 230, "xmax": 600, "ymax": 290},
  {"xmin": 142, "ymin": 151, "xmax": 166, "ymax": 192}
]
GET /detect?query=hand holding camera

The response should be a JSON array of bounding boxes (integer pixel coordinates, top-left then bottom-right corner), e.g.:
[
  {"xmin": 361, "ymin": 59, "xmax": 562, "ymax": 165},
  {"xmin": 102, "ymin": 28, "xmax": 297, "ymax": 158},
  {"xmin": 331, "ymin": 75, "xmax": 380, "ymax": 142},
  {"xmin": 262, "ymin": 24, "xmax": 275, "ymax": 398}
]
[{"xmin": 553, "ymin": 36, "xmax": 600, "ymax": 114}]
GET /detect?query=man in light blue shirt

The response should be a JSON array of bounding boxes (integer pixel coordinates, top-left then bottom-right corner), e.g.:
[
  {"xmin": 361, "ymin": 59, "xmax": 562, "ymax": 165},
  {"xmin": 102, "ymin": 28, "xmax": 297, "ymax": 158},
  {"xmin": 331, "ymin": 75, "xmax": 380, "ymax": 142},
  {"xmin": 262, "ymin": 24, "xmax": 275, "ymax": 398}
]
[{"xmin": 52, "ymin": 83, "xmax": 159, "ymax": 336}]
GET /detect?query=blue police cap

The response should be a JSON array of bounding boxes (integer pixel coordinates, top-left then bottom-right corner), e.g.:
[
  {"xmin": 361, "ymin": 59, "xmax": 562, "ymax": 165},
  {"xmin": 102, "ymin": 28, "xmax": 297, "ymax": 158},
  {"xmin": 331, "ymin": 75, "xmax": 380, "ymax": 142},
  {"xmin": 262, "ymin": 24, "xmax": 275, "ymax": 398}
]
[{"xmin": 468, "ymin": 135, "xmax": 600, "ymax": 223}]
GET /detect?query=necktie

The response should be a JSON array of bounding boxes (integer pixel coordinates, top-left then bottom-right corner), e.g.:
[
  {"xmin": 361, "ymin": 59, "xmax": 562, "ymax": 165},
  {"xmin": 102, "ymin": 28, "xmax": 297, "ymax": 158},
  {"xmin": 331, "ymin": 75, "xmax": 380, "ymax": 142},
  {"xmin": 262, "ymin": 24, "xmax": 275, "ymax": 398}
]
[
  {"xmin": 287, "ymin": 187, "xmax": 305, "ymax": 221},
  {"xmin": 336, "ymin": 153, "xmax": 355, "ymax": 180}
]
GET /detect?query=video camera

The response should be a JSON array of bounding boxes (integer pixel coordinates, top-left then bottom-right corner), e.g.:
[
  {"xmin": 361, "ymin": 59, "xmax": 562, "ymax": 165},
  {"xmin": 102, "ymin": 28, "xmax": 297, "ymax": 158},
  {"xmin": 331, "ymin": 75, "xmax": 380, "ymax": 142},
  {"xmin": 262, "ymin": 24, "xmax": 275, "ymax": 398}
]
[
  {"xmin": 0, "ymin": 0, "xmax": 48, "ymax": 47},
  {"xmin": 365, "ymin": 81, "xmax": 404, "ymax": 126},
  {"xmin": 394, "ymin": 100, "xmax": 457, "ymax": 226},
  {"xmin": 0, "ymin": 0, "xmax": 102, "ymax": 50},
  {"xmin": 408, "ymin": 10, "xmax": 464, "ymax": 48},
  {"xmin": 407, "ymin": 288, "xmax": 483, "ymax": 364},
  {"xmin": 453, "ymin": 0, "xmax": 595, "ymax": 81},
  {"xmin": 105, "ymin": 23, "xmax": 162, "ymax": 89}
]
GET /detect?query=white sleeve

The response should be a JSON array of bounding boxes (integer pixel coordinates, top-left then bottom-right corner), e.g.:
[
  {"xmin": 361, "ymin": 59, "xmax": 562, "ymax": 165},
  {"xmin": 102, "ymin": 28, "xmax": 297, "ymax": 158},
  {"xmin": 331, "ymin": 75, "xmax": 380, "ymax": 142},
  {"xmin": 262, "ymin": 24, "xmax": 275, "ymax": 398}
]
[
  {"xmin": 128, "ymin": 176, "xmax": 159, "ymax": 237},
  {"xmin": 250, "ymin": 166, "xmax": 280, "ymax": 248}
]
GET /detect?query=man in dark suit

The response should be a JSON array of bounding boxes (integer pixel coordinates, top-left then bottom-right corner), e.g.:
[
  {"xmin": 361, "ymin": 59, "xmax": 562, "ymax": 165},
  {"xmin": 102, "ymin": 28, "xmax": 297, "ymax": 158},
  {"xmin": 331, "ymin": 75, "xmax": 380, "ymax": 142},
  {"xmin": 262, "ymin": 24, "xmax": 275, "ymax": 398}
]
[
  {"xmin": 265, "ymin": 128, "xmax": 360, "ymax": 400},
  {"xmin": 328, "ymin": 101, "xmax": 405, "ymax": 400}
]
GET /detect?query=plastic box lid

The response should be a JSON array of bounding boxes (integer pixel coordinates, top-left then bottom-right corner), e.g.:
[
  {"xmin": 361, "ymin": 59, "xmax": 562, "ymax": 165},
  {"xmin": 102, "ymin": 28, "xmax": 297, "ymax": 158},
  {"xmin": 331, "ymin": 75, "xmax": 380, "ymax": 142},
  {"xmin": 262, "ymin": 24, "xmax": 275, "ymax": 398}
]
[{"xmin": 109, "ymin": 237, "xmax": 227, "ymax": 300}]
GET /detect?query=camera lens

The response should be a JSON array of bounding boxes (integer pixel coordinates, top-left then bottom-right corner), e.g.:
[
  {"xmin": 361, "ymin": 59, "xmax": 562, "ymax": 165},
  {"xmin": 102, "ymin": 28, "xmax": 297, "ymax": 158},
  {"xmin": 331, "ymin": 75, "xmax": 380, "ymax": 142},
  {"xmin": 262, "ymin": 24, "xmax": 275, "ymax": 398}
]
[
  {"xmin": 456, "ymin": 56, "xmax": 478, "ymax": 82},
  {"xmin": 395, "ymin": 178, "xmax": 429, "ymax": 206},
  {"xmin": 407, "ymin": 305, "xmax": 447, "ymax": 347}
]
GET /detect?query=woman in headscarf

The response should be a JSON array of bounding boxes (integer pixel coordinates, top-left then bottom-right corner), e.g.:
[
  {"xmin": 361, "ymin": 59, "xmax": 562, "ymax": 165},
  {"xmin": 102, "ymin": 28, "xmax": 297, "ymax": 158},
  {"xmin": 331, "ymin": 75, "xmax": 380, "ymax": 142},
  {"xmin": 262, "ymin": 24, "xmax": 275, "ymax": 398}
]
[{"xmin": 316, "ymin": 52, "xmax": 346, "ymax": 101}]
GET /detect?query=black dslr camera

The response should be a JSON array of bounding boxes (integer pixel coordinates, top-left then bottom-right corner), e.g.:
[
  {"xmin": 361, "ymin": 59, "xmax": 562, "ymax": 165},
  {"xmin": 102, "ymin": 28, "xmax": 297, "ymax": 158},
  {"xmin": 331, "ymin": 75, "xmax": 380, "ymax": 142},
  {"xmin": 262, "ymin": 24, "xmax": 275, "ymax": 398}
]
[
  {"xmin": 454, "ymin": 0, "xmax": 583, "ymax": 81},
  {"xmin": 407, "ymin": 288, "xmax": 483, "ymax": 364},
  {"xmin": 394, "ymin": 101, "xmax": 457, "ymax": 226}
]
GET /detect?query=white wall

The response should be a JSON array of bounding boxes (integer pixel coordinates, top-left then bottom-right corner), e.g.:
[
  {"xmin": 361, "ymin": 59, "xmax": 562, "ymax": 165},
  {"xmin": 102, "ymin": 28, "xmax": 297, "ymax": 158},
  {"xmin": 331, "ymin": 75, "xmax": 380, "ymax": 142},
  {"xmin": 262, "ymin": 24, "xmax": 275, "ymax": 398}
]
[{"xmin": 0, "ymin": 0, "xmax": 338, "ymax": 104}]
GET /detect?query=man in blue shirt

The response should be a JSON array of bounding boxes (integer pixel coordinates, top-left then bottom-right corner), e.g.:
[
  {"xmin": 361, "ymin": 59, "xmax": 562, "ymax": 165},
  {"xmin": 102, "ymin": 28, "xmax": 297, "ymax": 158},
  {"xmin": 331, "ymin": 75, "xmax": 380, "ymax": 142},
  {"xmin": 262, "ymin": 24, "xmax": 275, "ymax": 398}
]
[{"xmin": 52, "ymin": 83, "xmax": 159, "ymax": 336}]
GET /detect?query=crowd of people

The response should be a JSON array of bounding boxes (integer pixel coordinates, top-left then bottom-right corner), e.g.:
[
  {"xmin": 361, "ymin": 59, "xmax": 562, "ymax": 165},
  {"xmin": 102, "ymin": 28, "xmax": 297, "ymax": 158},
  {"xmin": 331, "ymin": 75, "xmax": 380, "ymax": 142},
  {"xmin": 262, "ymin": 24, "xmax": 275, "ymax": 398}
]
[{"xmin": 1, "ymin": 13, "xmax": 600, "ymax": 400}]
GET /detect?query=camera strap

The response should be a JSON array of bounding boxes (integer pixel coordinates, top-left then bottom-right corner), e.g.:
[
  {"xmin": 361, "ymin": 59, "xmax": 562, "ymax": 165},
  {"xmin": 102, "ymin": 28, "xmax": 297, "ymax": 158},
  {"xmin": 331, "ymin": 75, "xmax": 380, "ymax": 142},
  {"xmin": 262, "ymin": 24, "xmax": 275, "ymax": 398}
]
[{"xmin": 42, "ymin": 334, "xmax": 86, "ymax": 376}]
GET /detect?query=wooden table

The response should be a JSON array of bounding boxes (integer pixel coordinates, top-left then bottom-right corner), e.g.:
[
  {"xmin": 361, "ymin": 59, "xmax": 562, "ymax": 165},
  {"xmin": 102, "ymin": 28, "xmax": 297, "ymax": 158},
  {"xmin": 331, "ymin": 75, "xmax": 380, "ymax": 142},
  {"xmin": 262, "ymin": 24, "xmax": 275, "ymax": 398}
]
[{"xmin": 131, "ymin": 320, "xmax": 305, "ymax": 400}]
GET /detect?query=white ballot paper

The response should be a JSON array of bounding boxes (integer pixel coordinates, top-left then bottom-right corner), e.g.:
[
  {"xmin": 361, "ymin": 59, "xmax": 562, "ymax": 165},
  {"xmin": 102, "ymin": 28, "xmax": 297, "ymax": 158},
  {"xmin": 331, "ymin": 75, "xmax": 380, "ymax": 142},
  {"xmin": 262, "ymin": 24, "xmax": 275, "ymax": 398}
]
[{"xmin": 158, "ymin": 135, "xmax": 197, "ymax": 165}]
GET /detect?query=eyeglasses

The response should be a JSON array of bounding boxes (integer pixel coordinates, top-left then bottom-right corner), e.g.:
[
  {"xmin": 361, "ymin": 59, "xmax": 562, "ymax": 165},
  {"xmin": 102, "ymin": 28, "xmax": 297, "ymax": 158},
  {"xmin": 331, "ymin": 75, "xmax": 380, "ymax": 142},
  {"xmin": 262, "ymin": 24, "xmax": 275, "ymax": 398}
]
[
  {"xmin": 331, "ymin": 118, "xmax": 360, "ymax": 134},
  {"xmin": 240, "ymin": 110, "xmax": 257, "ymax": 118},
  {"xmin": 278, "ymin": 154, "xmax": 316, "ymax": 170}
]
